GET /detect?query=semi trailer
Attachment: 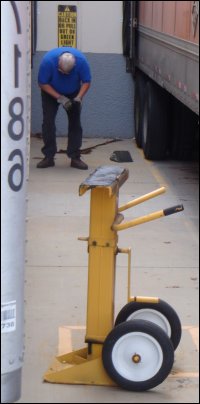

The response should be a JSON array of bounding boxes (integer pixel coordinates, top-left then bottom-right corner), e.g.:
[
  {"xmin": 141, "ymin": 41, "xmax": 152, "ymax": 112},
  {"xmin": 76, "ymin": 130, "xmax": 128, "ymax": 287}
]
[{"xmin": 123, "ymin": 1, "xmax": 199, "ymax": 160}]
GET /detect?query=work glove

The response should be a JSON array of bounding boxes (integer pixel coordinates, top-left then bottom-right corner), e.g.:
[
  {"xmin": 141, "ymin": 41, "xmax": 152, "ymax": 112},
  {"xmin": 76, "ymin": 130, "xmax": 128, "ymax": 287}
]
[
  {"xmin": 57, "ymin": 95, "xmax": 73, "ymax": 111},
  {"xmin": 73, "ymin": 96, "xmax": 82, "ymax": 105}
]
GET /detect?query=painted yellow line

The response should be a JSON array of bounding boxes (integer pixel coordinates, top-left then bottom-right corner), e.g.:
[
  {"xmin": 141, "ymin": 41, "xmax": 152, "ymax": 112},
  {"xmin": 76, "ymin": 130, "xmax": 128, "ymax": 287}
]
[
  {"xmin": 138, "ymin": 149, "xmax": 169, "ymax": 188},
  {"xmin": 149, "ymin": 165, "xmax": 169, "ymax": 188},
  {"xmin": 58, "ymin": 325, "xmax": 86, "ymax": 355},
  {"xmin": 138, "ymin": 149, "xmax": 199, "ymax": 245},
  {"xmin": 58, "ymin": 325, "xmax": 199, "ymax": 352},
  {"xmin": 169, "ymin": 372, "xmax": 199, "ymax": 378},
  {"xmin": 182, "ymin": 325, "xmax": 199, "ymax": 350},
  {"xmin": 63, "ymin": 325, "xmax": 86, "ymax": 330},
  {"xmin": 58, "ymin": 326, "xmax": 72, "ymax": 355},
  {"xmin": 182, "ymin": 219, "xmax": 199, "ymax": 243}
]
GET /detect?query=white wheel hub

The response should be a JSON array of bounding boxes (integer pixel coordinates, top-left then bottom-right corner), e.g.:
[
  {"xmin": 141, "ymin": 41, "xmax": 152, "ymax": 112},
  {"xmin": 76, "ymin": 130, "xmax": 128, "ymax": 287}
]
[
  {"xmin": 112, "ymin": 332, "xmax": 163, "ymax": 382},
  {"xmin": 127, "ymin": 309, "xmax": 171, "ymax": 337}
]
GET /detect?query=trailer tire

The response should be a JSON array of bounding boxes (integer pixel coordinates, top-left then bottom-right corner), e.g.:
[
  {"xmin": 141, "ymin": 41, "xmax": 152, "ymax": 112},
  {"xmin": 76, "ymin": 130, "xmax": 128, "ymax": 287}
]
[
  {"xmin": 170, "ymin": 98, "xmax": 198, "ymax": 160},
  {"xmin": 142, "ymin": 81, "xmax": 170, "ymax": 160},
  {"xmin": 114, "ymin": 299, "xmax": 181, "ymax": 350},
  {"xmin": 102, "ymin": 320, "xmax": 174, "ymax": 391}
]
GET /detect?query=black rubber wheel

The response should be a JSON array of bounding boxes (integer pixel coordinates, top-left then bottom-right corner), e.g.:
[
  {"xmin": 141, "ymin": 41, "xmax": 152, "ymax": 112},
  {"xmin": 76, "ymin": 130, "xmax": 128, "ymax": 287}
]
[
  {"xmin": 114, "ymin": 299, "xmax": 181, "ymax": 350},
  {"xmin": 170, "ymin": 97, "xmax": 198, "ymax": 160},
  {"xmin": 142, "ymin": 80, "xmax": 170, "ymax": 160},
  {"xmin": 102, "ymin": 320, "xmax": 174, "ymax": 391}
]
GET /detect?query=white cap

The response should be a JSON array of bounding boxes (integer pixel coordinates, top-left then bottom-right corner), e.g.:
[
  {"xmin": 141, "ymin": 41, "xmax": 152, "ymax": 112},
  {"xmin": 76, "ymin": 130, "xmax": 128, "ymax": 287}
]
[{"xmin": 58, "ymin": 52, "xmax": 75, "ymax": 74}]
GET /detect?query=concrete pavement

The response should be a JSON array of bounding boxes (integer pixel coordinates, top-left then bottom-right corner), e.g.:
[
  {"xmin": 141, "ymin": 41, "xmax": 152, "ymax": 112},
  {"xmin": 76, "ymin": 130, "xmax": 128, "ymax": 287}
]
[{"xmin": 18, "ymin": 136, "xmax": 199, "ymax": 403}]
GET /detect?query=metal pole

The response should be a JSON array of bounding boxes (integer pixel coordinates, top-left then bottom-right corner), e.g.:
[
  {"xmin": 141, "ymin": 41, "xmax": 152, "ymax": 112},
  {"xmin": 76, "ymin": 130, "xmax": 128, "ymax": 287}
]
[{"xmin": 1, "ymin": 1, "xmax": 31, "ymax": 402}]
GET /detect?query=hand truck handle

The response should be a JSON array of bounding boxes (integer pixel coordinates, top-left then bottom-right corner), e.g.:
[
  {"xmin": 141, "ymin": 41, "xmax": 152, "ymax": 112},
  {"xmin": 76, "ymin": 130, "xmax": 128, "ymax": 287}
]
[
  {"xmin": 112, "ymin": 204, "xmax": 184, "ymax": 231},
  {"xmin": 118, "ymin": 187, "xmax": 166, "ymax": 212},
  {"xmin": 163, "ymin": 205, "xmax": 184, "ymax": 216}
]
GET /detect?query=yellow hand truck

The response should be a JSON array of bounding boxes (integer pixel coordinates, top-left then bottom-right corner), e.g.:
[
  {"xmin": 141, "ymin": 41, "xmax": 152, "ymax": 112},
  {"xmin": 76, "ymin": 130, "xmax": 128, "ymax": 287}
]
[{"xmin": 44, "ymin": 166, "xmax": 184, "ymax": 391}]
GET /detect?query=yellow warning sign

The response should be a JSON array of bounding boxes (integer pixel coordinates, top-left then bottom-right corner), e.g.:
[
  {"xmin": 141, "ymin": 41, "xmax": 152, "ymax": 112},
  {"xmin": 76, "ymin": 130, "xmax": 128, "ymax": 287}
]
[{"xmin": 58, "ymin": 5, "xmax": 77, "ymax": 47}]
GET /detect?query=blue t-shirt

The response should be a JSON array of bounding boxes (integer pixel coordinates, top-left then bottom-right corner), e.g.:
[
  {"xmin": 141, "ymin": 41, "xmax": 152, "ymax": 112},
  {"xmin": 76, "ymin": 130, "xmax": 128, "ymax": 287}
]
[{"xmin": 38, "ymin": 47, "xmax": 91, "ymax": 95}]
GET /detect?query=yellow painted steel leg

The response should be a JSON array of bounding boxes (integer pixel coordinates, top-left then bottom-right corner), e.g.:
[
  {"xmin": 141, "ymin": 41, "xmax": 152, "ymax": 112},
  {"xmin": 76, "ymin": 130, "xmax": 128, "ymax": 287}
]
[
  {"xmin": 44, "ymin": 346, "xmax": 116, "ymax": 386},
  {"xmin": 86, "ymin": 187, "xmax": 118, "ymax": 343}
]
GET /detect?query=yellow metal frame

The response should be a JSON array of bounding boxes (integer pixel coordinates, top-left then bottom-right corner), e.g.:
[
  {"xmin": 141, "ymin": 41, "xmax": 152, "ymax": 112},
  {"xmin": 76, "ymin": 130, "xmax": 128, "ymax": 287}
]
[{"xmin": 43, "ymin": 166, "xmax": 182, "ymax": 385}]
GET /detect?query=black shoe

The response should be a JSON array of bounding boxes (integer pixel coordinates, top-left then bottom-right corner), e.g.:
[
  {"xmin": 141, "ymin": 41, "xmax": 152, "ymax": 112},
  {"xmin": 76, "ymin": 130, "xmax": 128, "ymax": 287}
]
[
  {"xmin": 71, "ymin": 158, "xmax": 88, "ymax": 170},
  {"xmin": 37, "ymin": 157, "xmax": 55, "ymax": 168}
]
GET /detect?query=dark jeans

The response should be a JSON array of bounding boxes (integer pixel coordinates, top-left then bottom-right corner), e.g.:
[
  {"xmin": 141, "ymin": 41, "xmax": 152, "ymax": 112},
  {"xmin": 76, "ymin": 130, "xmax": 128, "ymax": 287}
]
[{"xmin": 41, "ymin": 90, "xmax": 83, "ymax": 159}]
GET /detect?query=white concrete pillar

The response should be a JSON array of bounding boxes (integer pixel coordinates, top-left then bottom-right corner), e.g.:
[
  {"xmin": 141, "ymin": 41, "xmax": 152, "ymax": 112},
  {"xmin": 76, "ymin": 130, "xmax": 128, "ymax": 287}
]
[{"xmin": 1, "ymin": 1, "xmax": 31, "ymax": 402}]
